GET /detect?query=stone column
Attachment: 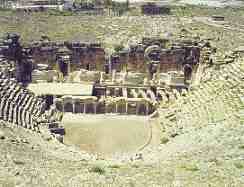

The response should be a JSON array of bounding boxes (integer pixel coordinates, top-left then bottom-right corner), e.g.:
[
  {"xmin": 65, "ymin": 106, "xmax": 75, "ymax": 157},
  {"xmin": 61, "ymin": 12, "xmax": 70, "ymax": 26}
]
[
  {"xmin": 146, "ymin": 103, "xmax": 149, "ymax": 115},
  {"xmin": 72, "ymin": 102, "xmax": 75, "ymax": 114},
  {"xmin": 100, "ymin": 72, "xmax": 104, "ymax": 84},
  {"xmin": 93, "ymin": 102, "xmax": 97, "ymax": 114},
  {"xmin": 83, "ymin": 103, "xmax": 86, "ymax": 114},
  {"xmin": 115, "ymin": 103, "xmax": 118, "ymax": 113},
  {"xmin": 122, "ymin": 72, "xmax": 126, "ymax": 84},
  {"xmin": 105, "ymin": 103, "xmax": 107, "ymax": 114},
  {"xmin": 112, "ymin": 70, "xmax": 116, "ymax": 83},
  {"xmin": 125, "ymin": 102, "xmax": 128, "ymax": 114},
  {"xmin": 62, "ymin": 102, "xmax": 65, "ymax": 113},
  {"xmin": 136, "ymin": 103, "xmax": 140, "ymax": 115},
  {"xmin": 52, "ymin": 96, "xmax": 57, "ymax": 110}
]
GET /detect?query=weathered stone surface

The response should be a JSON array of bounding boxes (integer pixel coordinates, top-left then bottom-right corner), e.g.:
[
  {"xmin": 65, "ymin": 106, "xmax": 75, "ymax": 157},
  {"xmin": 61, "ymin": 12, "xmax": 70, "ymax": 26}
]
[
  {"xmin": 0, "ymin": 130, "xmax": 5, "ymax": 139},
  {"xmin": 42, "ymin": 133, "xmax": 52, "ymax": 141}
]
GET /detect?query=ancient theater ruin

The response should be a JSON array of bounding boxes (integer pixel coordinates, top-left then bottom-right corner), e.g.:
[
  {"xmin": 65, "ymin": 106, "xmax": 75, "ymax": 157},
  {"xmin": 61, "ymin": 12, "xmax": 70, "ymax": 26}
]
[{"xmin": 0, "ymin": 32, "xmax": 213, "ymax": 154}]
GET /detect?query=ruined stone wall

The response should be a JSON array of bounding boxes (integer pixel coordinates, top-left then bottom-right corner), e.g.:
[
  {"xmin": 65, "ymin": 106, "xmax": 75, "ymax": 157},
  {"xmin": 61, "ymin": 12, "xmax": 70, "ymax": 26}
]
[
  {"xmin": 141, "ymin": 3, "xmax": 171, "ymax": 15},
  {"xmin": 67, "ymin": 43, "xmax": 106, "ymax": 72},
  {"xmin": 111, "ymin": 55, "xmax": 121, "ymax": 72},
  {"xmin": 93, "ymin": 47, "xmax": 106, "ymax": 71},
  {"xmin": 113, "ymin": 42, "xmax": 202, "ymax": 75},
  {"xmin": 112, "ymin": 49, "xmax": 147, "ymax": 73},
  {"xmin": 27, "ymin": 42, "xmax": 106, "ymax": 72},
  {"xmin": 31, "ymin": 45, "xmax": 58, "ymax": 69},
  {"xmin": 1, "ymin": 33, "xmax": 204, "ymax": 78},
  {"xmin": 159, "ymin": 49, "xmax": 185, "ymax": 73},
  {"xmin": 127, "ymin": 51, "xmax": 147, "ymax": 73},
  {"xmin": 29, "ymin": 40, "xmax": 202, "ymax": 76},
  {"xmin": 81, "ymin": 47, "xmax": 105, "ymax": 71}
]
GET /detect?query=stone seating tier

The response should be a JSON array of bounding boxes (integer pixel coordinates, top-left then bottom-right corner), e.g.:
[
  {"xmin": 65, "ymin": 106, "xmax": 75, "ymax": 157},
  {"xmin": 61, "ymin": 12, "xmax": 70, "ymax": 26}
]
[
  {"xmin": 159, "ymin": 55, "xmax": 243, "ymax": 137},
  {"xmin": 0, "ymin": 78, "xmax": 46, "ymax": 132}
]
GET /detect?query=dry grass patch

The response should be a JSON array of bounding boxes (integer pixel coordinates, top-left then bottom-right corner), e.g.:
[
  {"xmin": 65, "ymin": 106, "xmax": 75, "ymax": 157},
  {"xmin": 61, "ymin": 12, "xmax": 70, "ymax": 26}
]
[{"xmin": 181, "ymin": 163, "xmax": 200, "ymax": 172}]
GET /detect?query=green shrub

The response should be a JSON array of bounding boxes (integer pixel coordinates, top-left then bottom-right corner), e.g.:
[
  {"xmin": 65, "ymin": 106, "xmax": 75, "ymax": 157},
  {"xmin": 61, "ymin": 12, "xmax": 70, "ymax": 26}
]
[
  {"xmin": 89, "ymin": 165, "xmax": 105, "ymax": 174},
  {"xmin": 114, "ymin": 44, "xmax": 124, "ymax": 52},
  {"xmin": 234, "ymin": 162, "xmax": 244, "ymax": 169},
  {"xmin": 160, "ymin": 137, "xmax": 169, "ymax": 144},
  {"xmin": 238, "ymin": 145, "xmax": 244, "ymax": 149}
]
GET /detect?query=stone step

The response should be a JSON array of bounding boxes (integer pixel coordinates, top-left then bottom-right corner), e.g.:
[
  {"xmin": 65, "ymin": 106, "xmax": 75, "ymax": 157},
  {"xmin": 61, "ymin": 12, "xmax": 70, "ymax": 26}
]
[{"xmin": 49, "ymin": 127, "xmax": 65, "ymax": 136}]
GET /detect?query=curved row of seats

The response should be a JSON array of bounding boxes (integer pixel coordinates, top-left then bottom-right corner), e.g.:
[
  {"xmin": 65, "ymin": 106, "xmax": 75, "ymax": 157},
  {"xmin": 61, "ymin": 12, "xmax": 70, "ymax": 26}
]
[
  {"xmin": 0, "ymin": 78, "xmax": 46, "ymax": 131},
  {"xmin": 160, "ymin": 53, "xmax": 244, "ymax": 135}
]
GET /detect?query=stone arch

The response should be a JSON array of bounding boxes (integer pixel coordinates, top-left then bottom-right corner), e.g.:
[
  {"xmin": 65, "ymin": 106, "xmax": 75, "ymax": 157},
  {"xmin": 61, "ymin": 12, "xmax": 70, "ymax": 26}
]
[
  {"xmin": 144, "ymin": 45, "xmax": 161, "ymax": 62},
  {"xmin": 183, "ymin": 64, "xmax": 192, "ymax": 80},
  {"xmin": 54, "ymin": 98, "xmax": 63, "ymax": 112}
]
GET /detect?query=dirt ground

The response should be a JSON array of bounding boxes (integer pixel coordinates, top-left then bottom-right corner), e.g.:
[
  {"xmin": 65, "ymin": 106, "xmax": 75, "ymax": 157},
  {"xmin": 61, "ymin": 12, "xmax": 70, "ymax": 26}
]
[{"xmin": 62, "ymin": 114, "xmax": 158, "ymax": 156}]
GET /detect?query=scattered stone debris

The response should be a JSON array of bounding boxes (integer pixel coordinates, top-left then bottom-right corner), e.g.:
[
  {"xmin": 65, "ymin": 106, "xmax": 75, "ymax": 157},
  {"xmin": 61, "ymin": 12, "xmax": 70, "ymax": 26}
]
[
  {"xmin": 41, "ymin": 133, "xmax": 52, "ymax": 141},
  {"xmin": 13, "ymin": 159, "xmax": 25, "ymax": 165},
  {"xmin": 212, "ymin": 15, "xmax": 225, "ymax": 22}
]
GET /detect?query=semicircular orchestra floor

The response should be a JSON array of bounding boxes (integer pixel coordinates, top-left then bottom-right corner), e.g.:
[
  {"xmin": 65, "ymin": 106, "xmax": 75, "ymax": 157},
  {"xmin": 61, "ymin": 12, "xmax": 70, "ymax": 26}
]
[{"xmin": 62, "ymin": 113, "xmax": 157, "ymax": 156}]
